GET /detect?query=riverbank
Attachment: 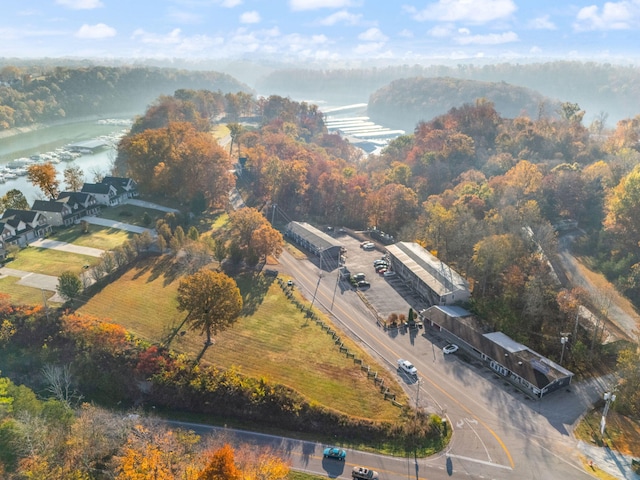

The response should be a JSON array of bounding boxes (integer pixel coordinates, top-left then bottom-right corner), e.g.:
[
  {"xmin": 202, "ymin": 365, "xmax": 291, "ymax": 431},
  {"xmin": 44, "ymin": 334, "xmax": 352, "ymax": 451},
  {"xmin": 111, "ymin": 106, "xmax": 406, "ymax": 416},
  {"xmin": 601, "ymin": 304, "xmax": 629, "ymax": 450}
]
[{"xmin": 0, "ymin": 112, "xmax": 139, "ymax": 140}]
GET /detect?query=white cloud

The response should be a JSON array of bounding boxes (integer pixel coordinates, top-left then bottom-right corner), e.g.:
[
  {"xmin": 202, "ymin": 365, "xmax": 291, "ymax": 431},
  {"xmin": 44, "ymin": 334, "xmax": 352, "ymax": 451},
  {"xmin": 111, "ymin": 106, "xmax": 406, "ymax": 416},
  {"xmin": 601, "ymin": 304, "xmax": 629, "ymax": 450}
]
[
  {"xmin": 132, "ymin": 28, "xmax": 183, "ymax": 45},
  {"xmin": 398, "ymin": 29, "xmax": 413, "ymax": 38},
  {"xmin": 455, "ymin": 30, "xmax": 518, "ymax": 45},
  {"xmin": 318, "ymin": 10, "xmax": 362, "ymax": 26},
  {"xmin": 411, "ymin": 0, "xmax": 516, "ymax": 24},
  {"xmin": 167, "ymin": 8, "xmax": 203, "ymax": 24},
  {"xmin": 573, "ymin": 1, "xmax": 640, "ymax": 31},
  {"xmin": 221, "ymin": 0, "xmax": 242, "ymax": 6},
  {"xmin": 353, "ymin": 42, "xmax": 386, "ymax": 55},
  {"xmin": 240, "ymin": 11, "xmax": 261, "ymax": 24},
  {"xmin": 528, "ymin": 15, "xmax": 556, "ymax": 30},
  {"xmin": 56, "ymin": 0, "xmax": 103, "ymax": 9},
  {"xmin": 75, "ymin": 23, "xmax": 116, "ymax": 39},
  {"xmin": 428, "ymin": 24, "xmax": 454, "ymax": 37},
  {"xmin": 289, "ymin": 0, "xmax": 358, "ymax": 12},
  {"xmin": 358, "ymin": 27, "xmax": 387, "ymax": 42}
]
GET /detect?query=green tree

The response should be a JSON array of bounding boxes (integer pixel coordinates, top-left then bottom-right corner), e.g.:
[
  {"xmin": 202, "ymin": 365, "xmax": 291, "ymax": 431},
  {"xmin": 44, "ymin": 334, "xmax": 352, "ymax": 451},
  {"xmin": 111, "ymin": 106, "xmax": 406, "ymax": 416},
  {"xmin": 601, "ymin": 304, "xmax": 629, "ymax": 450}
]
[
  {"xmin": 57, "ymin": 271, "xmax": 82, "ymax": 303},
  {"xmin": 177, "ymin": 270, "xmax": 243, "ymax": 346},
  {"xmin": 0, "ymin": 189, "xmax": 29, "ymax": 212}
]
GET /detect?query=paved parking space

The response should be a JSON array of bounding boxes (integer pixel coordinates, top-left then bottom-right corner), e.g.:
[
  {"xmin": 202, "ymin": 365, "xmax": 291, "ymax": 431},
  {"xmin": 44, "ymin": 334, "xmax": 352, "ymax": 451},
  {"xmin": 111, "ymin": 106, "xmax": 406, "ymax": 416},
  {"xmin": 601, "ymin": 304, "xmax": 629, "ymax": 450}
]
[{"xmin": 337, "ymin": 232, "xmax": 429, "ymax": 320}]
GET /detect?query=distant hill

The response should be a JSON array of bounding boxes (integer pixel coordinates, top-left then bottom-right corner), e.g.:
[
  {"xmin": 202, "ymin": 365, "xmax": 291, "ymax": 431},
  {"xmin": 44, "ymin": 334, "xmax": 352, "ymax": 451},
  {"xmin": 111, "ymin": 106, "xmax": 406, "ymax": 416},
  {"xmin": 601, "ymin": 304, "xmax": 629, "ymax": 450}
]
[
  {"xmin": 0, "ymin": 65, "xmax": 252, "ymax": 130},
  {"xmin": 367, "ymin": 77, "xmax": 559, "ymax": 132},
  {"xmin": 255, "ymin": 61, "xmax": 640, "ymax": 126}
]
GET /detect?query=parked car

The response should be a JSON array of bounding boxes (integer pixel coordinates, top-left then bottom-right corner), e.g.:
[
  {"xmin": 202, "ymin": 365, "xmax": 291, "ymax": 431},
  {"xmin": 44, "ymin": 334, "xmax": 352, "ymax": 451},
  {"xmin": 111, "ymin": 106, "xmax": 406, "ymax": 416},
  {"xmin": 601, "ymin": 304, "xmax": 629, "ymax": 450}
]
[
  {"xmin": 352, "ymin": 466, "xmax": 379, "ymax": 480},
  {"xmin": 376, "ymin": 268, "xmax": 387, "ymax": 274},
  {"xmin": 383, "ymin": 270, "xmax": 396, "ymax": 277},
  {"xmin": 357, "ymin": 280, "xmax": 371, "ymax": 288},
  {"xmin": 362, "ymin": 243, "xmax": 375, "ymax": 250},
  {"xmin": 323, "ymin": 447, "xmax": 346, "ymax": 461},
  {"xmin": 373, "ymin": 259, "xmax": 388, "ymax": 266},
  {"xmin": 352, "ymin": 273, "xmax": 366, "ymax": 281},
  {"xmin": 397, "ymin": 359, "xmax": 418, "ymax": 376},
  {"xmin": 443, "ymin": 344, "xmax": 459, "ymax": 354}
]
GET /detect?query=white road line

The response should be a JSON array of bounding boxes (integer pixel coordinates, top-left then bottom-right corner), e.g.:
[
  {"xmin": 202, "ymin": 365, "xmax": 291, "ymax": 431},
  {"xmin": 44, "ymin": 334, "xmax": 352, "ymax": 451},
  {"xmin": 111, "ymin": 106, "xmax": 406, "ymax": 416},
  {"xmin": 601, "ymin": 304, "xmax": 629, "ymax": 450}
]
[{"xmin": 446, "ymin": 453, "xmax": 512, "ymax": 470}]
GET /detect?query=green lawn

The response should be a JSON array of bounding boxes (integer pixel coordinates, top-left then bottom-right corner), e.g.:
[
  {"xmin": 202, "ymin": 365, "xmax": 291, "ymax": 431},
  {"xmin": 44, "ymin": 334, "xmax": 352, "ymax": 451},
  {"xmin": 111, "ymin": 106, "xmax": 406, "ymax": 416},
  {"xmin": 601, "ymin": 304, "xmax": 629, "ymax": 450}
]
[
  {"xmin": 50, "ymin": 224, "xmax": 134, "ymax": 250},
  {"xmin": 7, "ymin": 247, "xmax": 99, "ymax": 277},
  {"xmin": 98, "ymin": 204, "xmax": 164, "ymax": 227},
  {"xmin": 78, "ymin": 256, "xmax": 404, "ymax": 422},
  {"xmin": 0, "ymin": 276, "xmax": 62, "ymax": 307}
]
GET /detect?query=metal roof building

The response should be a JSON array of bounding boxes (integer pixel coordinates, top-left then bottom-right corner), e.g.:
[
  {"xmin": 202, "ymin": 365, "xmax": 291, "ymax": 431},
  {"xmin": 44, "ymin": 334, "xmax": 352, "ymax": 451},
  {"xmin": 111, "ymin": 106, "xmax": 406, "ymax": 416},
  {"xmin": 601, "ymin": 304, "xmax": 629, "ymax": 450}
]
[
  {"xmin": 285, "ymin": 221, "xmax": 344, "ymax": 270},
  {"xmin": 386, "ymin": 242, "xmax": 470, "ymax": 306},
  {"xmin": 422, "ymin": 305, "xmax": 574, "ymax": 398}
]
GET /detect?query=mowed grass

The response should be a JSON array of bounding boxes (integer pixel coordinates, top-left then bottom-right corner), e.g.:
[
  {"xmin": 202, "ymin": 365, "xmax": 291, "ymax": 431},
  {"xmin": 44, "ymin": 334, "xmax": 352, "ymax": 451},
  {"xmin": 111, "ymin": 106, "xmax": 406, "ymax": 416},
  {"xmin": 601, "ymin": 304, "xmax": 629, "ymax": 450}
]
[
  {"xmin": 78, "ymin": 257, "xmax": 404, "ymax": 421},
  {"xmin": 8, "ymin": 248, "xmax": 100, "ymax": 276},
  {"xmin": 98, "ymin": 204, "xmax": 165, "ymax": 228},
  {"xmin": 0, "ymin": 276, "xmax": 62, "ymax": 307},
  {"xmin": 79, "ymin": 257, "xmax": 182, "ymax": 341},
  {"xmin": 50, "ymin": 224, "xmax": 134, "ymax": 250}
]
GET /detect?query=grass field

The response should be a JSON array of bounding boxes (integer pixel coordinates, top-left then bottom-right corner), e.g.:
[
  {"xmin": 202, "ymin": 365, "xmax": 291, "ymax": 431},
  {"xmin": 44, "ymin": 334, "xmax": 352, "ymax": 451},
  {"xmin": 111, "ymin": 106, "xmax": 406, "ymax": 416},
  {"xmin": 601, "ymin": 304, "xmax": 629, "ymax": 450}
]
[
  {"xmin": 0, "ymin": 276, "xmax": 62, "ymax": 307},
  {"xmin": 574, "ymin": 407, "xmax": 640, "ymax": 456},
  {"xmin": 98, "ymin": 204, "xmax": 165, "ymax": 228},
  {"xmin": 7, "ymin": 247, "xmax": 100, "ymax": 276},
  {"xmin": 51, "ymin": 223, "xmax": 134, "ymax": 250},
  {"xmin": 78, "ymin": 256, "xmax": 404, "ymax": 421}
]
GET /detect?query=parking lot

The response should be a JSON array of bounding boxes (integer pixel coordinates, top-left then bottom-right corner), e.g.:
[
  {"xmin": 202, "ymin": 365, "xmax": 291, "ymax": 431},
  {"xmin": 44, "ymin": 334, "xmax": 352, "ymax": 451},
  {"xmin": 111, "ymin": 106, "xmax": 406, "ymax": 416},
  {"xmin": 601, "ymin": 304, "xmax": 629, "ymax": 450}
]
[{"xmin": 335, "ymin": 231, "xmax": 431, "ymax": 321}]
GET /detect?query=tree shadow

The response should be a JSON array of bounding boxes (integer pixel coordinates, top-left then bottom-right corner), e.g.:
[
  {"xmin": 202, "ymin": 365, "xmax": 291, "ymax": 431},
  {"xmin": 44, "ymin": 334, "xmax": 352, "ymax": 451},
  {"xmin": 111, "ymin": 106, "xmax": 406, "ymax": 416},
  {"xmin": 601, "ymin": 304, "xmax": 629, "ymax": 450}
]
[
  {"xmin": 235, "ymin": 272, "xmax": 274, "ymax": 316},
  {"xmin": 162, "ymin": 314, "xmax": 189, "ymax": 348}
]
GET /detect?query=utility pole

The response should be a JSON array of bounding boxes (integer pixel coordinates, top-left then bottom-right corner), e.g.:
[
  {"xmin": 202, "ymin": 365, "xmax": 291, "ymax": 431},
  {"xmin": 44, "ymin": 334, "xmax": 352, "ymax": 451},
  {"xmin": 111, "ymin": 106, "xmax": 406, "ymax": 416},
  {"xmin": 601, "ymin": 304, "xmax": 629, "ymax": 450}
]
[
  {"xmin": 601, "ymin": 390, "xmax": 616, "ymax": 437},
  {"xmin": 560, "ymin": 333, "xmax": 569, "ymax": 365}
]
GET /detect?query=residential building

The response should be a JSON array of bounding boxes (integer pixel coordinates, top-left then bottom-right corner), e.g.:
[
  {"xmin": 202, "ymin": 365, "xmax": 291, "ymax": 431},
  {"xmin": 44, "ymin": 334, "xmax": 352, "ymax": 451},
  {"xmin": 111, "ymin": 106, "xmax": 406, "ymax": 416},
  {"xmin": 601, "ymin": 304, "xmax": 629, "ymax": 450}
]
[{"xmin": 0, "ymin": 209, "xmax": 51, "ymax": 246}]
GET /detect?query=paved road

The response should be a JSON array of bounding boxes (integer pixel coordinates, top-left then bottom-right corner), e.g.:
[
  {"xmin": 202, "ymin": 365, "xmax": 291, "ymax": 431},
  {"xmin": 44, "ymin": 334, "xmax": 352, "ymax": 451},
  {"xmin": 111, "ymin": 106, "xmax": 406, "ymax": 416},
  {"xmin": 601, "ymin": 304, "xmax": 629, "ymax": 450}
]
[
  {"xmin": 270, "ymin": 239, "xmax": 634, "ymax": 479},
  {"xmin": 29, "ymin": 238, "xmax": 104, "ymax": 257}
]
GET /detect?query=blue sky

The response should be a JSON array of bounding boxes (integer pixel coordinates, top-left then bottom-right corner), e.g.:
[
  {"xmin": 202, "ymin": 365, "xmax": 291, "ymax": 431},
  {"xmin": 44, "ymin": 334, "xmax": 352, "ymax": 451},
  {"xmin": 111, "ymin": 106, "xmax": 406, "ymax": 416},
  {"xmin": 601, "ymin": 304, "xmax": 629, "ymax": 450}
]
[{"xmin": 2, "ymin": 0, "xmax": 640, "ymax": 63}]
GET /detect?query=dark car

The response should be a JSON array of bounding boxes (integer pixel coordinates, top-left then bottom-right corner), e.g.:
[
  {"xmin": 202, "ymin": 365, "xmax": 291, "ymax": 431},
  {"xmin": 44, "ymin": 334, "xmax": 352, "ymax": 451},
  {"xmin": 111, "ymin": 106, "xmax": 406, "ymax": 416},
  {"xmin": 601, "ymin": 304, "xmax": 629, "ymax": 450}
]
[
  {"xmin": 357, "ymin": 280, "xmax": 371, "ymax": 288},
  {"xmin": 323, "ymin": 446, "xmax": 346, "ymax": 461}
]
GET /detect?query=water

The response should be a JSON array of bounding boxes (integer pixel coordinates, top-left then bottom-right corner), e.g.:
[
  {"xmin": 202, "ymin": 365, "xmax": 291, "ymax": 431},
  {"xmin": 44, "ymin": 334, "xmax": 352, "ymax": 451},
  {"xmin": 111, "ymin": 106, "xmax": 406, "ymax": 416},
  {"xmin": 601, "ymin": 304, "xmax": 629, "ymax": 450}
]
[{"xmin": 0, "ymin": 119, "xmax": 133, "ymax": 205}]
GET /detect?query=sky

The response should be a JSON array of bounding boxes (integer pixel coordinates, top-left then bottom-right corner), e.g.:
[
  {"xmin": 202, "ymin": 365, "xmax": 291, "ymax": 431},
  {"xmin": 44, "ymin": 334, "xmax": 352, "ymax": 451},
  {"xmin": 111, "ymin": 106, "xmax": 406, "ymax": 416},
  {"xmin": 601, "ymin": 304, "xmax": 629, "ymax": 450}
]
[{"xmin": 2, "ymin": 0, "xmax": 640, "ymax": 64}]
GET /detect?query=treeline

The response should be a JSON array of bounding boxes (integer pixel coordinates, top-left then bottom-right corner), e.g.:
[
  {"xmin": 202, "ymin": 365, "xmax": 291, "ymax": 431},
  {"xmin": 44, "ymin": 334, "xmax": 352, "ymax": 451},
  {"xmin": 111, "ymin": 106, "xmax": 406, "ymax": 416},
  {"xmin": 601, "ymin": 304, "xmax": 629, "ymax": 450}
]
[
  {"xmin": 255, "ymin": 61, "xmax": 640, "ymax": 124},
  {"xmin": 0, "ymin": 65, "xmax": 251, "ymax": 130},
  {"xmin": 368, "ymin": 77, "xmax": 558, "ymax": 131}
]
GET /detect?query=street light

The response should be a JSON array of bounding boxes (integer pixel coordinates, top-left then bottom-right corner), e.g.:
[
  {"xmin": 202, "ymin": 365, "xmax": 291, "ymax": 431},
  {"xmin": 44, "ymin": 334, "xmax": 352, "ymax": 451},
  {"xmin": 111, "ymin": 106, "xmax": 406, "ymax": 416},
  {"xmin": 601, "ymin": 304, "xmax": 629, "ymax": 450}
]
[{"xmin": 600, "ymin": 391, "xmax": 616, "ymax": 436}]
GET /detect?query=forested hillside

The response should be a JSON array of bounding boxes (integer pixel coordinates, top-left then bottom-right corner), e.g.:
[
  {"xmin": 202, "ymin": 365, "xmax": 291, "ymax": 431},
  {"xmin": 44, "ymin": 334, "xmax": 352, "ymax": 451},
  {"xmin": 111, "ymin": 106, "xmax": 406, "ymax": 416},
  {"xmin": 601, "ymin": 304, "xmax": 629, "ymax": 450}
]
[
  {"xmin": 0, "ymin": 65, "xmax": 251, "ymax": 130},
  {"xmin": 255, "ymin": 61, "xmax": 640, "ymax": 125},
  {"xmin": 367, "ymin": 77, "xmax": 558, "ymax": 132}
]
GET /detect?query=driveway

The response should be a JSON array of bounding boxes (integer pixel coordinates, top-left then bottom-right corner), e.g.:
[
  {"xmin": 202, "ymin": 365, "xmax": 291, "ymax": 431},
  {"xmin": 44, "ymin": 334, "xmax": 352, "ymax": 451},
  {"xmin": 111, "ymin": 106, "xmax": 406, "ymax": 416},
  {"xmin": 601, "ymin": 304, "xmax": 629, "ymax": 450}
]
[
  {"xmin": 0, "ymin": 266, "xmax": 65, "ymax": 302},
  {"xmin": 81, "ymin": 216, "xmax": 153, "ymax": 234},
  {"xmin": 124, "ymin": 198, "xmax": 180, "ymax": 213},
  {"xmin": 29, "ymin": 238, "xmax": 104, "ymax": 257}
]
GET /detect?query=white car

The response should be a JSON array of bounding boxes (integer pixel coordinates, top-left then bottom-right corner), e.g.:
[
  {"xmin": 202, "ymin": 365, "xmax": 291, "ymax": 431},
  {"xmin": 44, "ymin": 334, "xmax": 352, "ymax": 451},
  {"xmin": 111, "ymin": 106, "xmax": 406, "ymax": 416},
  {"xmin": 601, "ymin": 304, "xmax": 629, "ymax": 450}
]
[
  {"xmin": 397, "ymin": 359, "xmax": 418, "ymax": 376},
  {"xmin": 443, "ymin": 344, "xmax": 459, "ymax": 354},
  {"xmin": 383, "ymin": 270, "xmax": 396, "ymax": 277}
]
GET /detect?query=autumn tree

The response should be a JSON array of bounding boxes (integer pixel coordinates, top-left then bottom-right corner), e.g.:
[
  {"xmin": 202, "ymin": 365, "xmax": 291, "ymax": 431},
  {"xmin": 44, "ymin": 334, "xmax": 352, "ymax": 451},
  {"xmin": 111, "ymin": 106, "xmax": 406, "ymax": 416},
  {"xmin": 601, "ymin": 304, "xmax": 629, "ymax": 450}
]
[
  {"xmin": 27, "ymin": 162, "xmax": 59, "ymax": 199},
  {"xmin": 57, "ymin": 271, "xmax": 83, "ymax": 303},
  {"xmin": 63, "ymin": 165, "xmax": 85, "ymax": 192},
  {"xmin": 228, "ymin": 207, "xmax": 275, "ymax": 261},
  {"xmin": 198, "ymin": 444, "xmax": 240, "ymax": 480},
  {"xmin": 604, "ymin": 164, "xmax": 640, "ymax": 252},
  {"xmin": 177, "ymin": 270, "xmax": 243, "ymax": 346},
  {"xmin": 251, "ymin": 224, "xmax": 284, "ymax": 263},
  {"xmin": 0, "ymin": 188, "xmax": 29, "ymax": 212}
]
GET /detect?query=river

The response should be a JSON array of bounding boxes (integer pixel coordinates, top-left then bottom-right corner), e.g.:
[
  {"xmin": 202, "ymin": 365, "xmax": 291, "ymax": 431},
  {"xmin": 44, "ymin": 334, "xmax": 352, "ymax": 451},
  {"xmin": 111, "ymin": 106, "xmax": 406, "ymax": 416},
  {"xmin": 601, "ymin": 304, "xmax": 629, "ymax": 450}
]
[{"xmin": 0, "ymin": 119, "xmax": 135, "ymax": 205}]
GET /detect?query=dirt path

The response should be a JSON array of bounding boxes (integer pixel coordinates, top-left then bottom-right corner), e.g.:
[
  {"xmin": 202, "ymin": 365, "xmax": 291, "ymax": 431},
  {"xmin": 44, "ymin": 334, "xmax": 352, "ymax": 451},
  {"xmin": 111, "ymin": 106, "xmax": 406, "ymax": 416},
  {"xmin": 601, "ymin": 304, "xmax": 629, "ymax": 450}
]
[{"xmin": 557, "ymin": 232, "xmax": 639, "ymax": 341}]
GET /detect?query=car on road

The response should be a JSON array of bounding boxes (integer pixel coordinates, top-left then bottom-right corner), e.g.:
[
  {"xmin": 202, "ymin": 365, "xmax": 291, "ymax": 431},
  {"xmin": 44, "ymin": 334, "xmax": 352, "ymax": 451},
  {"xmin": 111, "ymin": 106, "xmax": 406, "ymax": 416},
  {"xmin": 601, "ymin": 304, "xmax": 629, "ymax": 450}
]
[
  {"xmin": 443, "ymin": 344, "xmax": 459, "ymax": 354},
  {"xmin": 397, "ymin": 359, "xmax": 418, "ymax": 376},
  {"xmin": 323, "ymin": 446, "xmax": 346, "ymax": 461},
  {"xmin": 383, "ymin": 270, "xmax": 396, "ymax": 277},
  {"xmin": 352, "ymin": 466, "xmax": 379, "ymax": 480}
]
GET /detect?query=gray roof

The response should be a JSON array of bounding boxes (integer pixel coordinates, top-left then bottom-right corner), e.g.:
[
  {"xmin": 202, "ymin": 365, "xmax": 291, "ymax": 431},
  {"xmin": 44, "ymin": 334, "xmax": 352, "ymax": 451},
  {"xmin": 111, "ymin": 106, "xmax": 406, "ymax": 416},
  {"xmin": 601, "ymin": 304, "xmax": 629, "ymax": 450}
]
[
  {"xmin": 32, "ymin": 199, "xmax": 67, "ymax": 213},
  {"xmin": 82, "ymin": 183, "xmax": 112, "ymax": 194},
  {"xmin": 285, "ymin": 221, "xmax": 343, "ymax": 252},
  {"xmin": 387, "ymin": 242, "xmax": 469, "ymax": 297}
]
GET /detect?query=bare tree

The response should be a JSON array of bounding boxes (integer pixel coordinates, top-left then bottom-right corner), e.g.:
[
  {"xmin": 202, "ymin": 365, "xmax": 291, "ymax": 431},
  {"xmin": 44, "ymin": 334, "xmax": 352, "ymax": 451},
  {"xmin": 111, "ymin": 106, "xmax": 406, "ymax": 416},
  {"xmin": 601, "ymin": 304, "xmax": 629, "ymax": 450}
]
[{"xmin": 42, "ymin": 364, "xmax": 82, "ymax": 406}]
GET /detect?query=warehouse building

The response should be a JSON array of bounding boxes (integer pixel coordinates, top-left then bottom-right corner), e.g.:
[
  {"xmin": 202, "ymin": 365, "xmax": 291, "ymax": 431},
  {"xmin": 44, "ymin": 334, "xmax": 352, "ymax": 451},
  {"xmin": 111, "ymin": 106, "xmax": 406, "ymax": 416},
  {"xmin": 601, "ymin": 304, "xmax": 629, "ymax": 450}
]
[
  {"xmin": 284, "ymin": 221, "xmax": 344, "ymax": 270},
  {"xmin": 386, "ymin": 242, "xmax": 470, "ymax": 306}
]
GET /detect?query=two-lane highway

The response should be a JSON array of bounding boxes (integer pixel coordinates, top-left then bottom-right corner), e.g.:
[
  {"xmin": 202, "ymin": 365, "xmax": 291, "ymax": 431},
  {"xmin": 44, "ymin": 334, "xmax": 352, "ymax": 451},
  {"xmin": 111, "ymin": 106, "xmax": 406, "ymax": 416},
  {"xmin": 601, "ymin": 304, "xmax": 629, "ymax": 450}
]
[{"xmin": 273, "ymin": 240, "xmax": 598, "ymax": 479}]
